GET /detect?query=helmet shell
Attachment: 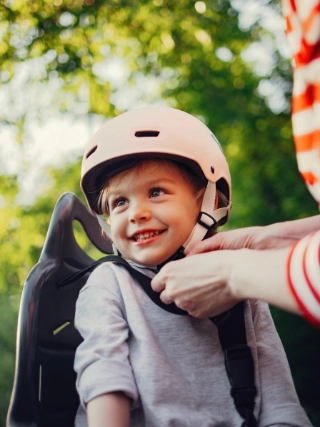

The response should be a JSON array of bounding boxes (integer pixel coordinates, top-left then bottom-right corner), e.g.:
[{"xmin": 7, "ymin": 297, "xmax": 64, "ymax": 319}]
[{"xmin": 81, "ymin": 107, "xmax": 231, "ymax": 214}]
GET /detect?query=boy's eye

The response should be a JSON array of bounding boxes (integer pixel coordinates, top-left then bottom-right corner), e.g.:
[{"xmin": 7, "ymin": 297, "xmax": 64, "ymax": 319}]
[
  {"xmin": 150, "ymin": 188, "xmax": 164, "ymax": 198},
  {"xmin": 113, "ymin": 197, "xmax": 127, "ymax": 208}
]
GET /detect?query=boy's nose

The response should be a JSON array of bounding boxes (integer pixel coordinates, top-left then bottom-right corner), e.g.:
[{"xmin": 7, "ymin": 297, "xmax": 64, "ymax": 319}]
[{"xmin": 129, "ymin": 203, "xmax": 152, "ymax": 223}]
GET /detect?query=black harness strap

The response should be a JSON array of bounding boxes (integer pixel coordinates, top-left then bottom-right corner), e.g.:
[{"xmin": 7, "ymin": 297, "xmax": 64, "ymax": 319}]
[
  {"xmin": 58, "ymin": 255, "xmax": 121, "ymax": 287},
  {"xmin": 211, "ymin": 305, "xmax": 257, "ymax": 427},
  {"xmin": 59, "ymin": 256, "xmax": 187, "ymax": 315},
  {"xmin": 60, "ymin": 256, "xmax": 256, "ymax": 426}
]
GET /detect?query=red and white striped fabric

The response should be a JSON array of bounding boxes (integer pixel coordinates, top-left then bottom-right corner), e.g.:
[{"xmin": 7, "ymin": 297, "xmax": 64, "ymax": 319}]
[
  {"xmin": 283, "ymin": 0, "xmax": 320, "ymax": 201},
  {"xmin": 287, "ymin": 232, "xmax": 320, "ymax": 326},
  {"xmin": 283, "ymin": 0, "xmax": 320, "ymax": 326}
]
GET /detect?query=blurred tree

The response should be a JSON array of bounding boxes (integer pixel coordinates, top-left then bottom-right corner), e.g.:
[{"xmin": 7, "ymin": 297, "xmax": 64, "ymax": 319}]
[{"xmin": 1, "ymin": 0, "xmax": 319, "ymax": 425}]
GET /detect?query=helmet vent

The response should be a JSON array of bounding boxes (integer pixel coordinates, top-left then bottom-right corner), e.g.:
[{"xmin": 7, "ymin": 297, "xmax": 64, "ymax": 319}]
[
  {"xmin": 135, "ymin": 131, "xmax": 160, "ymax": 137},
  {"xmin": 86, "ymin": 145, "xmax": 98, "ymax": 159}
]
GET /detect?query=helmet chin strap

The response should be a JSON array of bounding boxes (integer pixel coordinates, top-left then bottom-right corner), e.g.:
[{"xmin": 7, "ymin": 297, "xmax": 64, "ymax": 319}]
[
  {"xmin": 96, "ymin": 214, "xmax": 112, "ymax": 238},
  {"xmin": 183, "ymin": 182, "xmax": 229, "ymax": 255},
  {"xmin": 96, "ymin": 216, "xmax": 122, "ymax": 257}
]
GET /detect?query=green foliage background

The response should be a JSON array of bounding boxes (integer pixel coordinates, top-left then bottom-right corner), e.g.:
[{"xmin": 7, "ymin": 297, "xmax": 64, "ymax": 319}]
[{"xmin": 1, "ymin": 0, "xmax": 320, "ymax": 425}]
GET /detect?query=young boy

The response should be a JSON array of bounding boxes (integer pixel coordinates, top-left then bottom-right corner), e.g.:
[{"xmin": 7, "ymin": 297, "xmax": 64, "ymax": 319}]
[{"xmin": 74, "ymin": 107, "xmax": 311, "ymax": 426}]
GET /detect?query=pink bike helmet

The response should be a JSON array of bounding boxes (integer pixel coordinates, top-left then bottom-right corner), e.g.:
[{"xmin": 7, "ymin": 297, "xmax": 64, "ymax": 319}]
[{"xmin": 81, "ymin": 107, "xmax": 231, "ymax": 254}]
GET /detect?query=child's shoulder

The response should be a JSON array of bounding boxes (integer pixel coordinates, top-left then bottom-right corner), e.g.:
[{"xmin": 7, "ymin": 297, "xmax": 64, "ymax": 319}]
[
  {"xmin": 245, "ymin": 299, "xmax": 277, "ymax": 330},
  {"xmin": 244, "ymin": 298, "xmax": 273, "ymax": 324},
  {"xmin": 75, "ymin": 261, "xmax": 134, "ymax": 318},
  {"xmin": 80, "ymin": 260, "xmax": 131, "ymax": 296},
  {"xmin": 246, "ymin": 298, "xmax": 270, "ymax": 314}
]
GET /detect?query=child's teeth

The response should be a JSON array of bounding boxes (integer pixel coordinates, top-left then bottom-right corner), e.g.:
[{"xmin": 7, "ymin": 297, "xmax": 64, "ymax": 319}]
[{"xmin": 135, "ymin": 231, "xmax": 162, "ymax": 241}]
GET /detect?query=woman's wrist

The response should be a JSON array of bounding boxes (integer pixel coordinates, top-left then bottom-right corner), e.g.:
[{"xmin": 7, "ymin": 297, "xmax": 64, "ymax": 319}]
[
  {"xmin": 254, "ymin": 216, "xmax": 320, "ymax": 250},
  {"xmin": 228, "ymin": 247, "xmax": 300, "ymax": 314},
  {"xmin": 228, "ymin": 249, "xmax": 253, "ymax": 300}
]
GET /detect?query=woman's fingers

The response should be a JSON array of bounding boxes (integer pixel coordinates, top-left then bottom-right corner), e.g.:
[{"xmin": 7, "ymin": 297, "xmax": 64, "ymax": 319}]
[{"xmin": 151, "ymin": 253, "xmax": 236, "ymax": 318}]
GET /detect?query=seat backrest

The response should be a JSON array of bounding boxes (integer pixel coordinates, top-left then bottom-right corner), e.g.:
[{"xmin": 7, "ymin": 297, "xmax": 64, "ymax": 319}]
[{"xmin": 7, "ymin": 193, "xmax": 112, "ymax": 427}]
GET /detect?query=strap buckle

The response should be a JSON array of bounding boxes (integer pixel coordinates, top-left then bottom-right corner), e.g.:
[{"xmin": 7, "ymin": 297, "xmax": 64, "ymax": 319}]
[
  {"xmin": 197, "ymin": 212, "xmax": 216, "ymax": 230},
  {"xmin": 225, "ymin": 345, "xmax": 256, "ymax": 400}
]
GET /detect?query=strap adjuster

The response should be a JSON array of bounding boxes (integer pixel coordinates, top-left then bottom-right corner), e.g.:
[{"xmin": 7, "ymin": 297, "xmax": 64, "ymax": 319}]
[
  {"xmin": 197, "ymin": 212, "xmax": 216, "ymax": 230},
  {"xmin": 225, "ymin": 345, "xmax": 256, "ymax": 395}
]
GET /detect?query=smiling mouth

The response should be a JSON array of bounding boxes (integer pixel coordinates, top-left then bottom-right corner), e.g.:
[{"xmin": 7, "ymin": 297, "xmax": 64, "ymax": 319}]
[{"xmin": 132, "ymin": 230, "xmax": 165, "ymax": 242}]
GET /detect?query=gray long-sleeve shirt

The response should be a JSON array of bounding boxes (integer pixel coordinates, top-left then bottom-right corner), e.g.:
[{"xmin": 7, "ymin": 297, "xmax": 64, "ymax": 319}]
[{"xmin": 74, "ymin": 262, "xmax": 311, "ymax": 427}]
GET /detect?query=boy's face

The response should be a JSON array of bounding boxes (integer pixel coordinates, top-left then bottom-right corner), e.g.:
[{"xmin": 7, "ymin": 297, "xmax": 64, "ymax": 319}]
[{"xmin": 106, "ymin": 161, "xmax": 201, "ymax": 267}]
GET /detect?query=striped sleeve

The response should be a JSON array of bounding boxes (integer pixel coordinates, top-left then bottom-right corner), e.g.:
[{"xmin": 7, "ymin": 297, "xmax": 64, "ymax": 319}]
[
  {"xmin": 282, "ymin": 0, "xmax": 320, "ymax": 203},
  {"xmin": 287, "ymin": 231, "xmax": 320, "ymax": 327},
  {"xmin": 282, "ymin": 0, "xmax": 320, "ymax": 326}
]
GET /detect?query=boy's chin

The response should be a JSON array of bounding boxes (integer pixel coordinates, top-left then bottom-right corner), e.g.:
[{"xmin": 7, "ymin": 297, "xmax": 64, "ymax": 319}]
[
  {"xmin": 118, "ymin": 245, "xmax": 182, "ymax": 268},
  {"xmin": 132, "ymin": 257, "xmax": 164, "ymax": 267},
  {"xmin": 131, "ymin": 252, "xmax": 180, "ymax": 268}
]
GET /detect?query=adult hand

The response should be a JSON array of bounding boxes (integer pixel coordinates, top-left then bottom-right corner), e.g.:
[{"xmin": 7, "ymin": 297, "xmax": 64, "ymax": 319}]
[
  {"xmin": 151, "ymin": 246, "xmax": 299, "ymax": 318},
  {"xmin": 151, "ymin": 251, "xmax": 241, "ymax": 318}
]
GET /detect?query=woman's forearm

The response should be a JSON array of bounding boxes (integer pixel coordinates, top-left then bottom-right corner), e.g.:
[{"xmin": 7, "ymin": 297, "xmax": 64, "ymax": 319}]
[
  {"xmin": 87, "ymin": 392, "xmax": 130, "ymax": 427},
  {"xmin": 254, "ymin": 215, "xmax": 320, "ymax": 249},
  {"xmin": 189, "ymin": 215, "xmax": 320, "ymax": 255},
  {"xmin": 230, "ymin": 247, "xmax": 300, "ymax": 314}
]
